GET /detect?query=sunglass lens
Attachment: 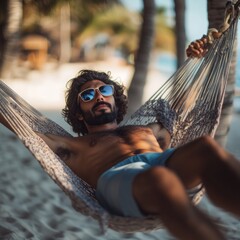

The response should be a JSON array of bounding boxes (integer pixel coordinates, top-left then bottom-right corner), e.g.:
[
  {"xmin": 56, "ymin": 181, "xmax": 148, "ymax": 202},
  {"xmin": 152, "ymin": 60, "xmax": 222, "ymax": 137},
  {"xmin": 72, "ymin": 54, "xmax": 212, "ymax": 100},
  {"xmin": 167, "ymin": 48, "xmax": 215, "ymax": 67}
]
[
  {"xmin": 99, "ymin": 85, "xmax": 114, "ymax": 96},
  {"xmin": 81, "ymin": 89, "xmax": 95, "ymax": 102}
]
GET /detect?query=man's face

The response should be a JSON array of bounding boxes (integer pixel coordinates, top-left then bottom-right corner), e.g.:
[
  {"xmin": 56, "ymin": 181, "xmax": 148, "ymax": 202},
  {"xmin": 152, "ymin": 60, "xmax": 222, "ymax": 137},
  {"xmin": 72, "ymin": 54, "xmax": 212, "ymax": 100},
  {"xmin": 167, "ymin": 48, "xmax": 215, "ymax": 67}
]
[{"xmin": 78, "ymin": 80, "xmax": 117, "ymax": 126}]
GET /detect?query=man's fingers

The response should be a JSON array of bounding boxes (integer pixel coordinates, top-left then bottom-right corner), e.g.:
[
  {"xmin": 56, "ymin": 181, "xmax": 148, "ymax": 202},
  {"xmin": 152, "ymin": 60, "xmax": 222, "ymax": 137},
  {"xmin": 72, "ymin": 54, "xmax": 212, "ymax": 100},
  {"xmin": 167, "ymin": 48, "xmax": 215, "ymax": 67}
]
[
  {"xmin": 186, "ymin": 44, "xmax": 203, "ymax": 58},
  {"xmin": 186, "ymin": 36, "xmax": 210, "ymax": 58},
  {"xmin": 200, "ymin": 36, "xmax": 208, "ymax": 44},
  {"xmin": 191, "ymin": 41, "xmax": 205, "ymax": 50}
]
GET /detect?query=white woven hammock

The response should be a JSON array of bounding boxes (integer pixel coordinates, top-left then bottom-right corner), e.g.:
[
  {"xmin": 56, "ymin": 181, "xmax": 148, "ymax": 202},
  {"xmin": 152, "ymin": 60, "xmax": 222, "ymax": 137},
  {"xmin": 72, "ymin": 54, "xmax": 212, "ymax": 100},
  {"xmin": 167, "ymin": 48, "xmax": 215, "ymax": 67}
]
[{"xmin": 0, "ymin": 1, "xmax": 239, "ymax": 234}]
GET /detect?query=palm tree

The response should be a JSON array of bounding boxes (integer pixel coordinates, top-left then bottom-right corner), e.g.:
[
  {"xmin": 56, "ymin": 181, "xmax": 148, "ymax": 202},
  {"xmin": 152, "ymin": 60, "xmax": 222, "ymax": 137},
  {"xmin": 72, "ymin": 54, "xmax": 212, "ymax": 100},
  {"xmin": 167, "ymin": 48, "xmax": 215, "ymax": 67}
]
[
  {"xmin": 0, "ymin": 0, "xmax": 23, "ymax": 78},
  {"xmin": 75, "ymin": 4, "xmax": 139, "ymax": 58},
  {"xmin": 174, "ymin": 0, "xmax": 186, "ymax": 68},
  {"xmin": 207, "ymin": 0, "xmax": 237, "ymax": 146},
  {"xmin": 0, "ymin": 1, "xmax": 8, "ymax": 73},
  {"xmin": 59, "ymin": 2, "xmax": 71, "ymax": 63},
  {"xmin": 127, "ymin": 0, "xmax": 156, "ymax": 116},
  {"xmin": 0, "ymin": 0, "xmax": 122, "ymax": 76},
  {"xmin": 0, "ymin": 0, "xmax": 61, "ymax": 78}
]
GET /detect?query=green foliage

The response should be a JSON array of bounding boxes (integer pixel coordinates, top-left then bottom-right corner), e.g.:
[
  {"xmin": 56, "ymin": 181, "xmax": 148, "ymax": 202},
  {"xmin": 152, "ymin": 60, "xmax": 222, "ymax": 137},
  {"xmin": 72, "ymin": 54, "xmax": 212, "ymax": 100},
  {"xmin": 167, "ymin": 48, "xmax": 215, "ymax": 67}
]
[
  {"xmin": 70, "ymin": 0, "xmax": 121, "ymax": 31},
  {"xmin": 24, "ymin": 0, "xmax": 59, "ymax": 15},
  {"xmin": 75, "ymin": 4, "xmax": 175, "ymax": 54},
  {"xmin": 75, "ymin": 4, "xmax": 139, "ymax": 53},
  {"xmin": 8, "ymin": 0, "xmax": 175, "ymax": 59}
]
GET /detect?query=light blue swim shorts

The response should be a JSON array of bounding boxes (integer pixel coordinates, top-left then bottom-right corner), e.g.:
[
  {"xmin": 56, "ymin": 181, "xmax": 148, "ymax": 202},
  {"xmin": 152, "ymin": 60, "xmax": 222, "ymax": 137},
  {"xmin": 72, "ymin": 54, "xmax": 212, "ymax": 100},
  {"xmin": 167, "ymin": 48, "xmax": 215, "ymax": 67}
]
[
  {"xmin": 96, "ymin": 149, "xmax": 175, "ymax": 217},
  {"xmin": 96, "ymin": 149, "xmax": 204, "ymax": 217}
]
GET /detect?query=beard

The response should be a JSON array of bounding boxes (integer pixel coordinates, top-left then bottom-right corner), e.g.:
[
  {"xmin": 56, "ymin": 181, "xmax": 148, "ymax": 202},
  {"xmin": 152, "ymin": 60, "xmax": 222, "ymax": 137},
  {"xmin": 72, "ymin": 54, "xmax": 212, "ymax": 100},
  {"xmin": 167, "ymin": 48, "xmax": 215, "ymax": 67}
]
[{"xmin": 82, "ymin": 108, "xmax": 117, "ymax": 126}]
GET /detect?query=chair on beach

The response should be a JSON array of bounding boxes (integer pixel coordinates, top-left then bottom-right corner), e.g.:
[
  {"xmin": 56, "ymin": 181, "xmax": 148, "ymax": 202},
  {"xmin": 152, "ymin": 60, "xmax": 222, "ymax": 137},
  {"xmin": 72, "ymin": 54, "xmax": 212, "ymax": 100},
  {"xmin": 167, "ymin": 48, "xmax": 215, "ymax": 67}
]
[{"xmin": 0, "ymin": 1, "xmax": 239, "ymax": 233}]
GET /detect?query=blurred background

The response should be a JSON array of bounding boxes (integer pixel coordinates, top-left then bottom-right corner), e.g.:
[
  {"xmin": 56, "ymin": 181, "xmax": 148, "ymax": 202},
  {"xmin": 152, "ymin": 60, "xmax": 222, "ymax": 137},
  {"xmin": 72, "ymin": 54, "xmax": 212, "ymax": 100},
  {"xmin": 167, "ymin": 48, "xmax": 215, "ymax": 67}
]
[
  {"xmin": 1, "ymin": 0, "xmax": 239, "ymax": 147},
  {"xmin": 1, "ymin": 1, "xmax": 240, "ymax": 239}
]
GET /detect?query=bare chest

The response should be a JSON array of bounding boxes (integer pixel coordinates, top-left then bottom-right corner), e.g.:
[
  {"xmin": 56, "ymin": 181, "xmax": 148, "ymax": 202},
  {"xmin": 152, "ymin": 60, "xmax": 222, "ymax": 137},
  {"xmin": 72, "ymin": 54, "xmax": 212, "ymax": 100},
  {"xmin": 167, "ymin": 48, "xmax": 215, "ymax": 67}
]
[
  {"xmin": 79, "ymin": 126, "xmax": 162, "ymax": 164},
  {"xmin": 56, "ymin": 126, "xmax": 162, "ymax": 186}
]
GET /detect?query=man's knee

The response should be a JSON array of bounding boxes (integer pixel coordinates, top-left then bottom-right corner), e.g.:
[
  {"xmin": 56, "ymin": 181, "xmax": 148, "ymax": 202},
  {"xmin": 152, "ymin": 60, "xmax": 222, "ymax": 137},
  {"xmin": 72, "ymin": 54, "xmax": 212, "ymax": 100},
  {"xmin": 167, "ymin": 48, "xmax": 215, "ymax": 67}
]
[
  {"xmin": 192, "ymin": 135, "xmax": 225, "ymax": 159},
  {"xmin": 194, "ymin": 135, "xmax": 216, "ymax": 149}
]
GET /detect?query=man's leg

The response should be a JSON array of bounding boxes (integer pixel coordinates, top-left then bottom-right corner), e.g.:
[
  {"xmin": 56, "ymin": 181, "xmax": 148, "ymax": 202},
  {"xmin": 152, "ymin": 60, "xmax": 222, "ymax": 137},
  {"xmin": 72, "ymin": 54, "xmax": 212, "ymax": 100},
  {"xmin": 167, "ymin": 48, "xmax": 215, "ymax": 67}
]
[
  {"xmin": 166, "ymin": 135, "xmax": 240, "ymax": 216},
  {"xmin": 133, "ymin": 167, "xmax": 225, "ymax": 240}
]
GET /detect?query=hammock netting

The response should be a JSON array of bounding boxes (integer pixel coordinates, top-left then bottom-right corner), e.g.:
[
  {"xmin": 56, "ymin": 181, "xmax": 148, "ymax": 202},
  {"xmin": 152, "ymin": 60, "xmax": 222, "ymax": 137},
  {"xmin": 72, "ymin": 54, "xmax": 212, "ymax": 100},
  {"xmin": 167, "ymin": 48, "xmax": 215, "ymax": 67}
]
[
  {"xmin": 0, "ymin": 1, "xmax": 239, "ymax": 233},
  {"xmin": 123, "ymin": 6, "xmax": 238, "ymax": 147}
]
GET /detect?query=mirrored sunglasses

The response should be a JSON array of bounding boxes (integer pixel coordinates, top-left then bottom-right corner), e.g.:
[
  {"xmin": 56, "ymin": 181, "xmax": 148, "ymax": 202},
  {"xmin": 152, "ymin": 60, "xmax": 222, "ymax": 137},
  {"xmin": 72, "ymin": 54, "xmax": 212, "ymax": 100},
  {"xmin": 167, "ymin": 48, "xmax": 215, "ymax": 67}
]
[{"xmin": 78, "ymin": 85, "xmax": 114, "ymax": 103}]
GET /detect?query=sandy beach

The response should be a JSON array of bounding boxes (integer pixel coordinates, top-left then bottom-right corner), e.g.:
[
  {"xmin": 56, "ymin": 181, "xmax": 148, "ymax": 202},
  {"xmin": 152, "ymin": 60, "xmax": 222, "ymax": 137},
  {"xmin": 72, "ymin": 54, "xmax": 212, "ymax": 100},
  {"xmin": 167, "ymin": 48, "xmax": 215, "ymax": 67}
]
[{"xmin": 0, "ymin": 61, "xmax": 240, "ymax": 239}]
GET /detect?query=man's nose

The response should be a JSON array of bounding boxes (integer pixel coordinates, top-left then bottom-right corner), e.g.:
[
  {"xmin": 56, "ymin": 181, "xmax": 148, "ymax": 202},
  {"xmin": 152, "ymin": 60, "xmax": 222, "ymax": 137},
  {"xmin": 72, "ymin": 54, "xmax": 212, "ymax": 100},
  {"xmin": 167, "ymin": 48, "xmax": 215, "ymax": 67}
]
[{"xmin": 95, "ymin": 89, "xmax": 104, "ymax": 102}]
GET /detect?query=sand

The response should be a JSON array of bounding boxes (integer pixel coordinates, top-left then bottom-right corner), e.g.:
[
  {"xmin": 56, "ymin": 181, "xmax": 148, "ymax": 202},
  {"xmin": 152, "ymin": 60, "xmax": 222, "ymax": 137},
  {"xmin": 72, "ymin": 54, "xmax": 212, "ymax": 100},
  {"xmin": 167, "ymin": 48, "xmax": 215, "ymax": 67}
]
[{"xmin": 0, "ymin": 61, "xmax": 240, "ymax": 239}]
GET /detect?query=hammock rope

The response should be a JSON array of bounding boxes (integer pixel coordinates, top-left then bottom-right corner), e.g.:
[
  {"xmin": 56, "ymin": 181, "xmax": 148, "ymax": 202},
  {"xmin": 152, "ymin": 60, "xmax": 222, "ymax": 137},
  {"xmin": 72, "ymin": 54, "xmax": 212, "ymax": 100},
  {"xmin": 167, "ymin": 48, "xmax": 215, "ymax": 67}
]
[
  {"xmin": 0, "ymin": 1, "xmax": 239, "ymax": 233},
  {"xmin": 124, "ymin": 5, "xmax": 238, "ymax": 147}
]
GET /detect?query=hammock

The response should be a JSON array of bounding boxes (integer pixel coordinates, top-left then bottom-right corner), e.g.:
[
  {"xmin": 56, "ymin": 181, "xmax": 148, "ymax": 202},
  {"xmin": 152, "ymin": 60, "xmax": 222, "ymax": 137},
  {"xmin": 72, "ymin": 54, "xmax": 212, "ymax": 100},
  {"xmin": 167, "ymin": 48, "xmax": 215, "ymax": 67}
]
[{"xmin": 0, "ymin": 1, "xmax": 239, "ymax": 234}]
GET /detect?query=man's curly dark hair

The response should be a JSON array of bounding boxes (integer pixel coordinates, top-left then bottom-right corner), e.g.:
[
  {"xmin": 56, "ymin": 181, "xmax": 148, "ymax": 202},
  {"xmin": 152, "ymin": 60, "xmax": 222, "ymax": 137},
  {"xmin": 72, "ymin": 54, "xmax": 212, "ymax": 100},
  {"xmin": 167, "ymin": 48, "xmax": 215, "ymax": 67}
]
[{"xmin": 62, "ymin": 69, "xmax": 128, "ymax": 135}]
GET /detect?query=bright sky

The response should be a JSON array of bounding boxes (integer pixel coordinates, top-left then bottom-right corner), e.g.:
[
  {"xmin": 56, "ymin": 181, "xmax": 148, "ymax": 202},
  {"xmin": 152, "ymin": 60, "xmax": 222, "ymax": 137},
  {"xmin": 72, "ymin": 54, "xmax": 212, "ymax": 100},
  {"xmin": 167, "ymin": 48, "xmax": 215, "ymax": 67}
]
[{"xmin": 121, "ymin": 0, "xmax": 208, "ymax": 43}]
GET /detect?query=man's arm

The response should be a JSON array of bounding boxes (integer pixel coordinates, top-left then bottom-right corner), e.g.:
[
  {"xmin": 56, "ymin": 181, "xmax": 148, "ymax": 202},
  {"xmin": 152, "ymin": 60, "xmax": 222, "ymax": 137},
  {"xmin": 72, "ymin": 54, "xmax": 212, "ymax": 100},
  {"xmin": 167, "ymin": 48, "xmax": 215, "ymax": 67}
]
[
  {"xmin": 0, "ymin": 112, "xmax": 61, "ymax": 151},
  {"xmin": 36, "ymin": 132, "xmax": 73, "ymax": 161},
  {"xmin": 148, "ymin": 36, "xmax": 214, "ymax": 149},
  {"xmin": 148, "ymin": 123, "xmax": 171, "ymax": 150},
  {"xmin": 0, "ymin": 111, "xmax": 72, "ymax": 161},
  {"xmin": 37, "ymin": 132, "xmax": 62, "ymax": 152}
]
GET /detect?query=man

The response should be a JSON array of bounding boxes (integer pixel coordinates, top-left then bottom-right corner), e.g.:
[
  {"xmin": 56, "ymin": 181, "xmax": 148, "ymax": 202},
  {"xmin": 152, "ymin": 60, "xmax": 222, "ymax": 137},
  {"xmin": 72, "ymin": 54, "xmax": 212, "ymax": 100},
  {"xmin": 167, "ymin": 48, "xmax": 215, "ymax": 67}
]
[{"xmin": 1, "ymin": 38, "xmax": 240, "ymax": 240}]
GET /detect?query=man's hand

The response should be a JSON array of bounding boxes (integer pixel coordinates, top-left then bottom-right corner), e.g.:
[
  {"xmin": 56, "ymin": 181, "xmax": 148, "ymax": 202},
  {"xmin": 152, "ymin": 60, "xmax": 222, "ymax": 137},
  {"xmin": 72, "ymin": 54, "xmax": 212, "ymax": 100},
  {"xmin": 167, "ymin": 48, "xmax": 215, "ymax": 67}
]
[{"xmin": 186, "ymin": 36, "xmax": 209, "ymax": 58}]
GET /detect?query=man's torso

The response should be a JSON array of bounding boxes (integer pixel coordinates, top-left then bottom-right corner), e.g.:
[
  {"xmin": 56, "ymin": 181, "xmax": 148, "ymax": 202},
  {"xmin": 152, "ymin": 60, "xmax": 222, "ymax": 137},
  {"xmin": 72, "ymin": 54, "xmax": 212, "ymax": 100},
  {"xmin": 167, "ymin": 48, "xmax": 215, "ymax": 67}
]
[{"xmin": 55, "ymin": 125, "xmax": 164, "ymax": 187}]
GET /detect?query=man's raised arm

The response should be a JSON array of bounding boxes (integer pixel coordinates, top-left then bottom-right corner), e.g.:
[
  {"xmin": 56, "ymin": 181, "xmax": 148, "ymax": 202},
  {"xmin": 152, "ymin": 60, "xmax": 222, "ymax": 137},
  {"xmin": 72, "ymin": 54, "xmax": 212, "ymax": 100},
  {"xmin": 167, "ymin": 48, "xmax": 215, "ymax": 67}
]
[{"xmin": 0, "ymin": 111, "xmax": 71, "ymax": 160}]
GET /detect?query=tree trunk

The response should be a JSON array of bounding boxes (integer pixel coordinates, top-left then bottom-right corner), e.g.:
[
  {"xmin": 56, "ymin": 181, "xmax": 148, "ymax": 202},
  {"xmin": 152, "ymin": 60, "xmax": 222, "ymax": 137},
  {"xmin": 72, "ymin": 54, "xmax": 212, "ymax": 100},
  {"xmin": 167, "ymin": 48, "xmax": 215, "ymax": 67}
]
[
  {"xmin": 0, "ymin": 1, "xmax": 8, "ymax": 72},
  {"xmin": 59, "ymin": 3, "xmax": 71, "ymax": 63},
  {"xmin": 207, "ymin": 0, "xmax": 237, "ymax": 146},
  {"xmin": 127, "ymin": 0, "xmax": 156, "ymax": 116},
  {"xmin": 0, "ymin": 0, "xmax": 22, "ymax": 79},
  {"xmin": 174, "ymin": 0, "xmax": 186, "ymax": 68}
]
